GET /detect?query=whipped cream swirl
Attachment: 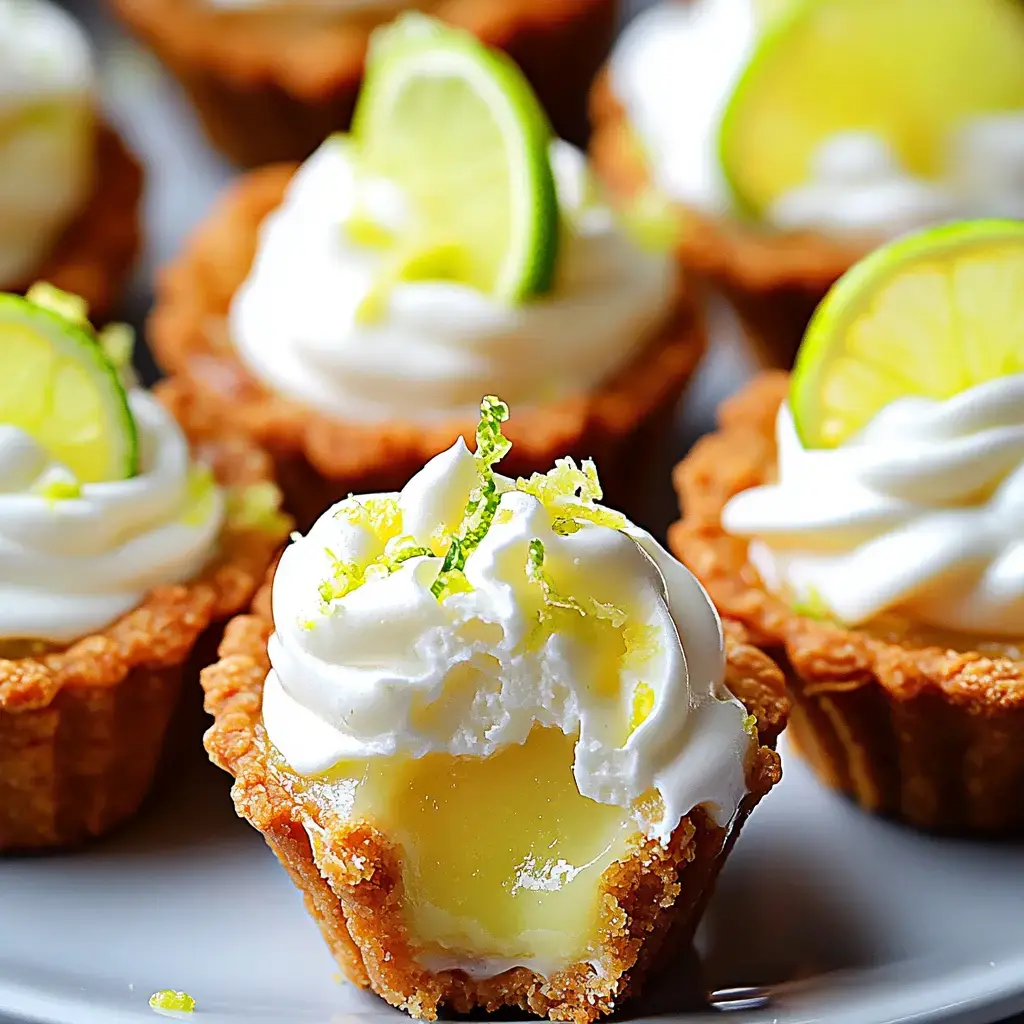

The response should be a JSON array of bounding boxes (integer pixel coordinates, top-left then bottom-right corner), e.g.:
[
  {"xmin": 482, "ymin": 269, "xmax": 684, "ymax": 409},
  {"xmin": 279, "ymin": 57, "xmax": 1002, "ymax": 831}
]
[
  {"xmin": 263, "ymin": 439, "xmax": 752, "ymax": 844},
  {"xmin": 0, "ymin": 391, "xmax": 224, "ymax": 644},
  {"xmin": 231, "ymin": 138, "xmax": 675, "ymax": 422},
  {"xmin": 611, "ymin": 0, "xmax": 1024, "ymax": 236},
  {"xmin": 723, "ymin": 376, "xmax": 1024, "ymax": 636},
  {"xmin": 0, "ymin": 0, "xmax": 95, "ymax": 285}
]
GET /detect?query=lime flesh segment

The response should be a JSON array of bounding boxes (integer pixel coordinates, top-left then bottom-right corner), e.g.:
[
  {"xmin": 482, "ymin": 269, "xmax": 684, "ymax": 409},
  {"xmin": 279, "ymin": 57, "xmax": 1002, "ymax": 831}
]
[
  {"xmin": 353, "ymin": 15, "xmax": 559, "ymax": 302},
  {"xmin": 791, "ymin": 220, "xmax": 1024, "ymax": 449},
  {"xmin": 720, "ymin": 0, "xmax": 1024, "ymax": 216},
  {"xmin": 0, "ymin": 295, "xmax": 137, "ymax": 482}
]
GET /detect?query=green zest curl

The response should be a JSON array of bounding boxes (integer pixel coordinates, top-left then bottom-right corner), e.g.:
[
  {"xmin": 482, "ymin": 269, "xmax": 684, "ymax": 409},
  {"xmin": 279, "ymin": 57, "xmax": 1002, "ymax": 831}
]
[{"xmin": 430, "ymin": 396, "xmax": 510, "ymax": 597}]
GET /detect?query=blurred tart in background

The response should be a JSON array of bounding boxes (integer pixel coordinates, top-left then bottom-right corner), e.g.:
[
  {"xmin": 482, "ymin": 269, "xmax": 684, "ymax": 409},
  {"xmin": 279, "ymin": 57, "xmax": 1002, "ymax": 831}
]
[
  {"xmin": 110, "ymin": 0, "xmax": 617, "ymax": 167},
  {"xmin": 152, "ymin": 16, "xmax": 704, "ymax": 529},
  {"xmin": 591, "ymin": 0, "xmax": 1024, "ymax": 368},
  {"xmin": 1, "ymin": 0, "xmax": 141, "ymax": 320},
  {"xmin": 202, "ymin": 398, "xmax": 787, "ymax": 1020},
  {"xmin": 0, "ymin": 285, "xmax": 289, "ymax": 851},
  {"xmin": 671, "ymin": 220, "xmax": 1024, "ymax": 835}
]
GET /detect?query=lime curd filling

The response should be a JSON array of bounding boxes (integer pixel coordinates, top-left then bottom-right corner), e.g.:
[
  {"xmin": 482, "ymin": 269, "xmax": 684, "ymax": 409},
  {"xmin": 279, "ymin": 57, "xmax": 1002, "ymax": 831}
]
[
  {"xmin": 261, "ymin": 401, "xmax": 753, "ymax": 978},
  {"xmin": 271, "ymin": 726, "xmax": 635, "ymax": 977}
]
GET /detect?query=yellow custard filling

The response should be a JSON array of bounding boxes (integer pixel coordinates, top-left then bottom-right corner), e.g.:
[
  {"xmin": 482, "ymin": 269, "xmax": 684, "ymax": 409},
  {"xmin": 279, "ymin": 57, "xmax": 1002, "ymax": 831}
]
[{"xmin": 275, "ymin": 726, "xmax": 634, "ymax": 973}]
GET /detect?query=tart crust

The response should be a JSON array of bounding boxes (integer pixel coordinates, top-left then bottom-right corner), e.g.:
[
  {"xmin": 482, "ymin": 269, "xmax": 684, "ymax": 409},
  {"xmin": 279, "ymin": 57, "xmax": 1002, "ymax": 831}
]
[
  {"xmin": 670, "ymin": 373, "xmax": 1024, "ymax": 834},
  {"xmin": 588, "ymin": 71, "xmax": 869, "ymax": 369},
  {"xmin": 111, "ymin": 0, "xmax": 617, "ymax": 167},
  {"xmin": 201, "ymin": 579, "xmax": 786, "ymax": 1021},
  {"xmin": 9, "ymin": 122, "xmax": 142, "ymax": 324},
  {"xmin": 151, "ymin": 163, "xmax": 706, "ymax": 530},
  {"xmin": 0, "ymin": 431, "xmax": 288, "ymax": 851}
]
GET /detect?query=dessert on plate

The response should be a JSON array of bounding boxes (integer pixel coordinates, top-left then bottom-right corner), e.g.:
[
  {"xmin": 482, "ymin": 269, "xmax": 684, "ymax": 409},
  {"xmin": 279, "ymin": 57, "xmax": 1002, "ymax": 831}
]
[
  {"xmin": 0, "ymin": 285, "xmax": 290, "ymax": 851},
  {"xmin": 202, "ymin": 396, "xmax": 788, "ymax": 1021},
  {"xmin": 152, "ymin": 15, "xmax": 704, "ymax": 529},
  {"xmin": 591, "ymin": 0, "xmax": 1024, "ymax": 368},
  {"xmin": 110, "ymin": 0, "xmax": 616, "ymax": 166},
  {"xmin": 671, "ymin": 219, "xmax": 1024, "ymax": 835},
  {"xmin": 0, "ymin": 0, "xmax": 141, "ymax": 320}
]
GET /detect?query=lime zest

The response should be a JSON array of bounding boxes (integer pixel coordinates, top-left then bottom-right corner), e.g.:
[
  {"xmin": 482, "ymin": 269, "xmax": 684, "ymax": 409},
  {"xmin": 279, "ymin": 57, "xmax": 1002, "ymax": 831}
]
[
  {"xmin": 354, "ymin": 241, "xmax": 470, "ymax": 324},
  {"xmin": 623, "ymin": 622, "xmax": 661, "ymax": 670},
  {"xmin": 226, "ymin": 481, "xmax": 291, "ymax": 536},
  {"xmin": 98, "ymin": 321, "xmax": 136, "ymax": 381},
  {"xmin": 382, "ymin": 533, "xmax": 432, "ymax": 570},
  {"xmin": 743, "ymin": 713, "xmax": 759, "ymax": 740},
  {"xmin": 335, "ymin": 495, "xmax": 403, "ymax": 544},
  {"xmin": 320, "ymin": 548, "xmax": 367, "ymax": 610},
  {"xmin": 525, "ymin": 538, "xmax": 585, "ymax": 616},
  {"xmin": 431, "ymin": 568, "xmax": 474, "ymax": 602},
  {"xmin": 181, "ymin": 464, "xmax": 218, "ymax": 528},
  {"xmin": 791, "ymin": 584, "xmax": 833, "ymax": 621},
  {"xmin": 629, "ymin": 681, "xmax": 656, "ymax": 732},
  {"xmin": 25, "ymin": 281, "xmax": 89, "ymax": 327},
  {"xmin": 430, "ymin": 396, "xmax": 510, "ymax": 598},
  {"xmin": 33, "ymin": 469, "xmax": 81, "ymax": 503},
  {"xmin": 516, "ymin": 456, "xmax": 627, "ymax": 536},
  {"xmin": 344, "ymin": 206, "xmax": 398, "ymax": 250},
  {"xmin": 618, "ymin": 187, "xmax": 682, "ymax": 254},
  {"xmin": 148, "ymin": 990, "xmax": 195, "ymax": 1013}
]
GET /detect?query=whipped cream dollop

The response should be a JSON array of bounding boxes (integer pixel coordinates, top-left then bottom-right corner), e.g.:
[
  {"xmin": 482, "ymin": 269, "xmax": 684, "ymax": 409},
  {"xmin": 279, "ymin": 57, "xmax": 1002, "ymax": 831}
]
[
  {"xmin": 231, "ymin": 138, "xmax": 675, "ymax": 422},
  {"xmin": 263, "ymin": 439, "xmax": 752, "ymax": 844},
  {"xmin": 0, "ymin": 391, "xmax": 224, "ymax": 644},
  {"xmin": 723, "ymin": 377, "xmax": 1024, "ymax": 637},
  {"xmin": 611, "ymin": 0, "xmax": 1024, "ymax": 235},
  {"xmin": 0, "ymin": 0, "xmax": 95, "ymax": 285}
]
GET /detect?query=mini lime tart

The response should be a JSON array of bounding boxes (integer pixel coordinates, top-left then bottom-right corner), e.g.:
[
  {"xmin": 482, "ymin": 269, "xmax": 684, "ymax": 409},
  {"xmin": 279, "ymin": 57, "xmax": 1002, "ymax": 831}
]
[
  {"xmin": 0, "ymin": 0, "xmax": 141, "ymax": 319},
  {"xmin": 110, "ymin": 0, "xmax": 615, "ymax": 167},
  {"xmin": 591, "ymin": 0, "xmax": 1024, "ymax": 368},
  {"xmin": 201, "ymin": 396, "xmax": 787, "ymax": 1022},
  {"xmin": 0, "ymin": 285, "xmax": 291, "ymax": 851},
  {"xmin": 671, "ymin": 220, "xmax": 1024, "ymax": 835},
  {"xmin": 151, "ymin": 14, "xmax": 704, "ymax": 530}
]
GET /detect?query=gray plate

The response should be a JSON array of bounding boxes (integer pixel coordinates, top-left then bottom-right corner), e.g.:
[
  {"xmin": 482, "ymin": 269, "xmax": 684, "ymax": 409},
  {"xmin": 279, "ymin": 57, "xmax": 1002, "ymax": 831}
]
[{"xmin": 2, "ymin": 731, "xmax": 1023, "ymax": 1024}]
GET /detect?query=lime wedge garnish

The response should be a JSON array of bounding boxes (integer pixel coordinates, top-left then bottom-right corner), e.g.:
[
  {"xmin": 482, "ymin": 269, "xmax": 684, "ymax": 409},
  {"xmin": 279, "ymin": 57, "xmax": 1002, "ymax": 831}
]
[
  {"xmin": 720, "ymin": 0, "xmax": 1024, "ymax": 216},
  {"xmin": 0, "ymin": 287, "xmax": 137, "ymax": 482},
  {"xmin": 352, "ymin": 14, "xmax": 559, "ymax": 302},
  {"xmin": 791, "ymin": 219, "xmax": 1024, "ymax": 448}
]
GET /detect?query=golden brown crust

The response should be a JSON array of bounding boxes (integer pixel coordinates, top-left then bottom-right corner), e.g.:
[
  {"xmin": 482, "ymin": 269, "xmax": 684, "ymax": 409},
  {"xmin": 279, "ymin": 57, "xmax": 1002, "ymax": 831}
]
[
  {"xmin": 9, "ymin": 121, "xmax": 142, "ymax": 324},
  {"xmin": 151, "ymin": 162, "xmax": 706, "ymax": 529},
  {"xmin": 588, "ymin": 71, "xmax": 869, "ymax": 369},
  {"xmin": 669, "ymin": 373, "xmax": 1024, "ymax": 834},
  {"xmin": 201, "ymin": 576, "xmax": 787, "ymax": 1021},
  {"xmin": 111, "ymin": 0, "xmax": 617, "ymax": 165},
  {"xmin": 0, "ymin": 428, "xmax": 290, "ymax": 850}
]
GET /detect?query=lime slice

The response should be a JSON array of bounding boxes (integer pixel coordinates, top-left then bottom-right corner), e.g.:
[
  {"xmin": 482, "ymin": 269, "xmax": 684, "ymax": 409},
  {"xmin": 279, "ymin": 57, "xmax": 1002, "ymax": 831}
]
[
  {"xmin": 352, "ymin": 14, "xmax": 559, "ymax": 302},
  {"xmin": 791, "ymin": 219, "xmax": 1024, "ymax": 448},
  {"xmin": 720, "ymin": 0, "xmax": 1024, "ymax": 216},
  {"xmin": 0, "ymin": 289, "xmax": 137, "ymax": 482}
]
